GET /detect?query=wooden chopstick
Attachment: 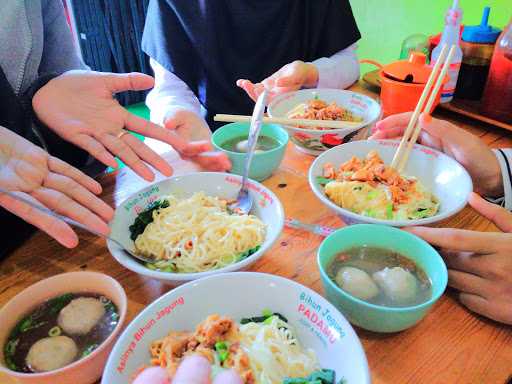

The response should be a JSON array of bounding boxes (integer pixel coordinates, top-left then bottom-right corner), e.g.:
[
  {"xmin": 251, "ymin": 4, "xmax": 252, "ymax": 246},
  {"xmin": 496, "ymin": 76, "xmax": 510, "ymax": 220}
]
[
  {"xmin": 390, "ymin": 44, "xmax": 449, "ymax": 170},
  {"xmin": 396, "ymin": 45, "xmax": 456, "ymax": 172},
  {"xmin": 214, "ymin": 114, "xmax": 362, "ymax": 129}
]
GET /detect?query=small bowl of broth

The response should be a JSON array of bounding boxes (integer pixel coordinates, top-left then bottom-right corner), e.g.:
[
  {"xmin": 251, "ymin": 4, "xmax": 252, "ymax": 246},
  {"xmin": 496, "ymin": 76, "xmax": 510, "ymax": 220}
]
[
  {"xmin": 0, "ymin": 271, "xmax": 127, "ymax": 384},
  {"xmin": 212, "ymin": 122, "xmax": 289, "ymax": 181},
  {"xmin": 317, "ymin": 224, "xmax": 447, "ymax": 333}
]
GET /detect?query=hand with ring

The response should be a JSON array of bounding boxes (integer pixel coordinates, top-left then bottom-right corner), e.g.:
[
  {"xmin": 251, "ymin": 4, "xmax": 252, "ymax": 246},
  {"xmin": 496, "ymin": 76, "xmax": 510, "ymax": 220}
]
[{"xmin": 32, "ymin": 70, "xmax": 213, "ymax": 181}]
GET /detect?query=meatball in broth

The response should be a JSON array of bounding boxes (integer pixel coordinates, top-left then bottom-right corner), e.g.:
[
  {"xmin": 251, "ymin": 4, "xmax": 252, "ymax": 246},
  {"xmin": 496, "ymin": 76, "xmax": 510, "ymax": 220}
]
[
  {"xmin": 4, "ymin": 293, "xmax": 119, "ymax": 373},
  {"xmin": 58, "ymin": 297, "xmax": 106, "ymax": 335},
  {"xmin": 328, "ymin": 246, "xmax": 432, "ymax": 307}
]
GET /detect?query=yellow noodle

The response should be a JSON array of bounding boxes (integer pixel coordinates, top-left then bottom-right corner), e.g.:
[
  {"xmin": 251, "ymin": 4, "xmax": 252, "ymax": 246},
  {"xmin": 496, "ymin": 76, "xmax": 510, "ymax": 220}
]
[{"xmin": 134, "ymin": 192, "xmax": 266, "ymax": 273}]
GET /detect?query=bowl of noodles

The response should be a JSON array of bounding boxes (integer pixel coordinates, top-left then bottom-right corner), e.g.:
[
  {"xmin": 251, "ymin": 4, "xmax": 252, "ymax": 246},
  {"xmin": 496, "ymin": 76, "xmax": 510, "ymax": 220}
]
[
  {"xmin": 107, "ymin": 172, "xmax": 284, "ymax": 285},
  {"xmin": 309, "ymin": 140, "xmax": 472, "ymax": 227},
  {"xmin": 267, "ymin": 89, "xmax": 381, "ymax": 156},
  {"xmin": 101, "ymin": 272, "xmax": 370, "ymax": 384}
]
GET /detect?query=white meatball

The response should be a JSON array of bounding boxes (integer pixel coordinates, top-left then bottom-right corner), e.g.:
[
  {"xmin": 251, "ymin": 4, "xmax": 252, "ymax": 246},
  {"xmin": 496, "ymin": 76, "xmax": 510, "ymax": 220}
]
[
  {"xmin": 335, "ymin": 267, "xmax": 380, "ymax": 301},
  {"xmin": 372, "ymin": 267, "xmax": 418, "ymax": 303},
  {"xmin": 26, "ymin": 336, "xmax": 78, "ymax": 372},
  {"xmin": 58, "ymin": 297, "xmax": 105, "ymax": 335},
  {"xmin": 235, "ymin": 140, "xmax": 249, "ymax": 152}
]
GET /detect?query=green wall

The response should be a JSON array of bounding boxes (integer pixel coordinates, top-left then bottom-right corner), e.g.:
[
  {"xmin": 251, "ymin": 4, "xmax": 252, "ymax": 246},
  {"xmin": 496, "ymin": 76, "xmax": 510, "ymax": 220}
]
[{"xmin": 351, "ymin": 0, "xmax": 511, "ymax": 74}]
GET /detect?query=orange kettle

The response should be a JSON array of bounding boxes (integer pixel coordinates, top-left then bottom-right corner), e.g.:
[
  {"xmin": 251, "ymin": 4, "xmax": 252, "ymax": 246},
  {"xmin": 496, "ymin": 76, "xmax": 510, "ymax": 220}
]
[{"xmin": 361, "ymin": 52, "xmax": 448, "ymax": 117}]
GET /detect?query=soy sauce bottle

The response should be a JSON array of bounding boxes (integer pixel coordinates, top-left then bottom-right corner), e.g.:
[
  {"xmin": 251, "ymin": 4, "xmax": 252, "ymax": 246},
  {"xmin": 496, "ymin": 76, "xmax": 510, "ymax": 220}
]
[
  {"xmin": 481, "ymin": 18, "xmax": 512, "ymax": 124},
  {"xmin": 455, "ymin": 7, "xmax": 501, "ymax": 100}
]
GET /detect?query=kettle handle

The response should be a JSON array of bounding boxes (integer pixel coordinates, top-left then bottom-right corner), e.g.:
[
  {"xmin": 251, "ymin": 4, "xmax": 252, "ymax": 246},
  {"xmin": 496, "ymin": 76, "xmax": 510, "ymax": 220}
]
[{"xmin": 359, "ymin": 59, "xmax": 384, "ymax": 69}]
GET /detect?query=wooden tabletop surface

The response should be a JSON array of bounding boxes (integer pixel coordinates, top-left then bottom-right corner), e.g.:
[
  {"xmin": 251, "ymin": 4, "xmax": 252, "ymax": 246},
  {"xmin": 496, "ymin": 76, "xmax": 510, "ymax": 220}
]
[{"xmin": 1, "ymin": 83, "xmax": 511, "ymax": 384}]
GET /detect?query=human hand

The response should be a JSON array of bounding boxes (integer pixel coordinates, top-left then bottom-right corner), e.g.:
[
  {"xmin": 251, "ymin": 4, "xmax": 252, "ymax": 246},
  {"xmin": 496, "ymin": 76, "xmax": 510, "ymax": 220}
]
[
  {"xmin": 407, "ymin": 193, "xmax": 512, "ymax": 325},
  {"xmin": 163, "ymin": 108, "xmax": 231, "ymax": 172},
  {"xmin": 133, "ymin": 355, "xmax": 243, "ymax": 384},
  {"xmin": 237, "ymin": 60, "xmax": 318, "ymax": 102},
  {"xmin": 33, "ymin": 70, "xmax": 212, "ymax": 181},
  {"xmin": 370, "ymin": 112, "xmax": 503, "ymax": 197},
  {"xmin": 0, "ymin": 127, "xmax": 114, "ymax": 248}
]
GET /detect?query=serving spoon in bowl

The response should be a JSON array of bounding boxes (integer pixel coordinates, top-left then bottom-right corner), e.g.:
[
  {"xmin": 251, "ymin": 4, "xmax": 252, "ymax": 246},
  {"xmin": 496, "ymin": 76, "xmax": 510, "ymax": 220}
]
[
  {"xmin": 0, "ymin": 188, "xmax": 155, "ymax": 264},
  {"xmin": 228, "ymin": 90, "xmax": 269, "ymax": 215}
]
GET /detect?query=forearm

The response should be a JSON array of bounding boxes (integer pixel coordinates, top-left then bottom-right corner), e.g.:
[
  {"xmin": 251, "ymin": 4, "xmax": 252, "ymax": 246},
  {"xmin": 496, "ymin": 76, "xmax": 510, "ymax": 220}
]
[
  {"xmin": 311, "ymin": 44, "xmax": 360, "ymax": 89},
  {"xmin": 491, "ymin": 149, "xmax": 512, "ymax": 210},
  {"xmin": 146, "ymin": 58, "xmax": 203, "ymax": 125}
]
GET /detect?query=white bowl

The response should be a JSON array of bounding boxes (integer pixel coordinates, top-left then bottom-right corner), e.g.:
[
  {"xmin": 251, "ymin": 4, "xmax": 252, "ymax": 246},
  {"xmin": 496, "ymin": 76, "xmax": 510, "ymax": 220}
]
[
  {"xmin": 107, "ymin": 172, "xmax": 284, "ymax": 285},
  {"xmin": 101, "ymin": 272, "xmax": 370, "ymax": 384},
  {"xmin": 267, "ymin": 89, "xmax": 381, "ymax": 156},
  {"xmin": 309, "ymin": 140, "xmax": 473, "ymax": 227}
]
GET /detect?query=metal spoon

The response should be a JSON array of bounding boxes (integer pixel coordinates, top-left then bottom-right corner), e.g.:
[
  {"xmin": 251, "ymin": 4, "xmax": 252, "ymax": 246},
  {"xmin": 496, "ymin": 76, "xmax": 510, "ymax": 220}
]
[
  {"xmin": 0, "ymin": 188, "xmax": 154, "ymax": 264},
  {"xmin": 228, "ymin": 90, "xmax": 269, "ymax": 215}
]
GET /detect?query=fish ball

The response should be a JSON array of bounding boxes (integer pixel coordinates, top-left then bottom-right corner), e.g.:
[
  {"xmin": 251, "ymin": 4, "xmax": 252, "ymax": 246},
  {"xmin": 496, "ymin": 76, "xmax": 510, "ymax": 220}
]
[
  {"xmin": 26, "ymin": 336, "xmax": 78, "ymax": 372},
  {"xmin": 335, "ymin": 267, "xmax": 379, "ymax": 301},
  {"xmin": 58, "ymin": 297, "xmax": 105, "ymax": 335},
  {"xmin": 372, "ymin": 267, "xmax": 418, "ymax": 303},
  {"xmin": 235, "ymin": 140, "xmax": 249, "ymax": 152}
]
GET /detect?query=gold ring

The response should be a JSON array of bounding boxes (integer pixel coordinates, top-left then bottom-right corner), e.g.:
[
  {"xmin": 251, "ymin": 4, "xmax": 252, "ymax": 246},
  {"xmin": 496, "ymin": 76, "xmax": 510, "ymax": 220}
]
[{"xmin": 116, "ymin": 129, "xmax": 129, "ymax": 139}]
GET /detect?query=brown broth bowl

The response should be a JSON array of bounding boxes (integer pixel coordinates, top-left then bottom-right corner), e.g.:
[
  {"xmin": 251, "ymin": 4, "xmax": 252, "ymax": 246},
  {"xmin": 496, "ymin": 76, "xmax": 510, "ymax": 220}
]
[{"xmin": 0, "ymin": 272, "xmax": 127, "ymax": 384}]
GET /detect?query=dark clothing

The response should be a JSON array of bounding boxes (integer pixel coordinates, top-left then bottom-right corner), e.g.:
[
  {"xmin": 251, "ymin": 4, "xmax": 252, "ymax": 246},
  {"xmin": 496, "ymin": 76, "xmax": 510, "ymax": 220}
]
[
  {"xmin": 0, "ymin": 67, "xmax": 89, "ymax": 260},
  {"xmin": 142, "ymin": 0, "xmax": 360, "ymax": 129}
]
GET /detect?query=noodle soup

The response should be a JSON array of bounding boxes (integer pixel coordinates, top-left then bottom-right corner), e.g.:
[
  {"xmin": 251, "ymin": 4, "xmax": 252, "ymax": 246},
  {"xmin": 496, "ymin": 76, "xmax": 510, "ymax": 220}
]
[{"xmin": 4, "ymin": 293, "xmax": 119, "ymax": 373}]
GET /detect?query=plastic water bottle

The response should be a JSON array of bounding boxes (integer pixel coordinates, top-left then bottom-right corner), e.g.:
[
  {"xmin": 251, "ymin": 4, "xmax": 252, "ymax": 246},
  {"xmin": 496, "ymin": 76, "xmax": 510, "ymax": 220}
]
[{"xmin": 431, "ymin": 0, "xmax": 464, "ymax": 103}]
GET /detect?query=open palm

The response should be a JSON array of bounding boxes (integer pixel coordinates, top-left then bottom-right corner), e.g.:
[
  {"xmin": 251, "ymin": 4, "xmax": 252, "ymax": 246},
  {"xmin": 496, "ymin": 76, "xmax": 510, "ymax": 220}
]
[
  {"xmin": 0, "ymin": 127, "xmax": 114, "ymax": 247},
  {"xmin": 33, "ymin": 70, "xmax": 210, "ymax": 181}
]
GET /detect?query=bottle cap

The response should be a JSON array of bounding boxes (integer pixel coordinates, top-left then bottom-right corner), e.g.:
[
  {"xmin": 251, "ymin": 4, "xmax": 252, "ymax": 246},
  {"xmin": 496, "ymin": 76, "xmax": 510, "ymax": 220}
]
[{"xmin": 462, "ymin": 7, "xmax": 501, "ymax": 44}]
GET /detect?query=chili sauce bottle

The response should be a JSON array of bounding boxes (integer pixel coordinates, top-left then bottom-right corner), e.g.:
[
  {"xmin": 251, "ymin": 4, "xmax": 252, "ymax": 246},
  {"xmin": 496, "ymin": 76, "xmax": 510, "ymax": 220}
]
[{"xmin": 481, "ymin": 17, "xmax": 512, "ymax": 123}]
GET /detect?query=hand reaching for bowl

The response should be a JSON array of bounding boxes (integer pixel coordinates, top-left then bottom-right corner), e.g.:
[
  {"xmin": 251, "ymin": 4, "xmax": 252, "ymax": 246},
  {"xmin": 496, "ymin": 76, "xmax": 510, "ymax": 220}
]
[
  {"xmin": 163, "ymin": 108, "xmax": 231, "ymax": 171},
  {"xmin": 33, "ymin": 70, "xmax": 227, "ymax": 181},
  {"xmin": 406, "ymin": 193, "xmax": 512, "ymax": 325},
  {"xmin": 0, "ymin": 127, "xmax": 114, "ymax": 248},
  {"xmin": 370, "ymin": 112, "xmax": 503, "ymax": 197},
  {"xmin": 133, "ymin": 355, "xmax": 243, "ymax": 384},
  {"xmin": 237, "ymin": 60, "xmax": 319, "ymax": 102}
]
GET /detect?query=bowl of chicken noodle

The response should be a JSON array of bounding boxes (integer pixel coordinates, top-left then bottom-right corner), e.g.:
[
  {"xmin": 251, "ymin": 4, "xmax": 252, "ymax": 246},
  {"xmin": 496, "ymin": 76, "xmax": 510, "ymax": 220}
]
[
  {"xmin": 267, "ymin": 89, "xmax": 381, "ymax": 155},
  {"xmin": 101, "ymin": 272, "xmax": 370, "ymax": 384}
]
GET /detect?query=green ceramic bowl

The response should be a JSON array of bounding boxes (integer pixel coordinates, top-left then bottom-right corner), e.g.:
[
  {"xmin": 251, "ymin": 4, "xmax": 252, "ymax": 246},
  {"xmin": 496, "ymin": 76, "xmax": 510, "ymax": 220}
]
[
  {"xmin": 317, "ymin": 224, "xmax": 447, "ymax": 333},
  {"xmin": 211, "ymin": 122, "xmax": 289, "ymax": 181}
]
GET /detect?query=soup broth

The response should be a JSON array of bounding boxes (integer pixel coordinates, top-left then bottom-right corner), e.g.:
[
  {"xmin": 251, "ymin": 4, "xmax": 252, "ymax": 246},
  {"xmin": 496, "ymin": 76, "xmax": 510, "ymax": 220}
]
[
  {"xmin": 4, "ymin": 293, "xmax": 119, "ymax": 373},
  {"xmin": 327, "ymin": 246, "xmax": 432, "ymax": 307},
  {"xmin": 220, "ymin": 135, "xmax": 280, "ymax": 153}
]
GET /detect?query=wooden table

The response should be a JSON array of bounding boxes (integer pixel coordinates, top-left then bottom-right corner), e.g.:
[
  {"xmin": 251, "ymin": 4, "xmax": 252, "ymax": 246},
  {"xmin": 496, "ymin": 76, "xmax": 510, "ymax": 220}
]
[{"xmin": 1, "ymin": 83, "xmax": 512, "ymax": 383}]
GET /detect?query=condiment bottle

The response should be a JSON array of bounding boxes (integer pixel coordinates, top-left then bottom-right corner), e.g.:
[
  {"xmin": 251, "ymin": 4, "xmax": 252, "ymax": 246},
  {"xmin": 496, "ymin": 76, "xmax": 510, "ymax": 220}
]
[
  {"xmin": 455, "ymin": 7, "xmax": 501, "ymax": 100},
  {"xmin": 481, "ymin": 17, "xmax": 512, "ymax": 124},
  {"xmin": 431, "ymin": 0, "xmax": 463, "ymax": 103}
]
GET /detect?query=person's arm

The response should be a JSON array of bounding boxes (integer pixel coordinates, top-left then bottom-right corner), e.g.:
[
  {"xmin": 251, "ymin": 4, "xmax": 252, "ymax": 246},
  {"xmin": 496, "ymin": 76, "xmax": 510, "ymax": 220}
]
[
  {"xmin": 491, "ymin": 149, "xmax": 512, "ymax": 210},
  {"xmin": 237, "ymin": 45, "xmax": 361, "ymax": 102},
  {"xmin": 311, "ymin": 43, "xmax": 360, "ymax": 90},
  {"xmin": 146, "ymin": 58, "xmax": 215, "ymax": 144},
  {"xmin": 146, "ymin": 58, "xmax": 203, "ymax": 126},
  {"xmin": 39, "ymin": 0, "xmax": 88, "ymax": 74}
]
